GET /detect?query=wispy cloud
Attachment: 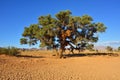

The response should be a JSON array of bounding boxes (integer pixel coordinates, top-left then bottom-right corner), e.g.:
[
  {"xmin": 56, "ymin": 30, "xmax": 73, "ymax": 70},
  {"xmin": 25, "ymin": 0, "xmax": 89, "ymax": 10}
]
[
  {"xmin": 95, "ymin": 41, "xmax": 120, "ymax": 47},
  {"xmin": 104, "ymin": 41, "xmax": 120, "ymax": 45}
]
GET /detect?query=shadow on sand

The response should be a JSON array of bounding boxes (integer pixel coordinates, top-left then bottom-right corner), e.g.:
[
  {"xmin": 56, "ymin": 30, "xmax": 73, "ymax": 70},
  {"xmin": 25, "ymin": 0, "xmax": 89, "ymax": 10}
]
[
  {"xmin": 16, "ymin": 55, "xmax": 45, "ymax": 58},
  {"xmin": 64, "ymin": 52, "xmax": 119, "ymax": 58},
  {"xmin": 15, "ymin": 52, "xmax": 119, "ymax": 59}
]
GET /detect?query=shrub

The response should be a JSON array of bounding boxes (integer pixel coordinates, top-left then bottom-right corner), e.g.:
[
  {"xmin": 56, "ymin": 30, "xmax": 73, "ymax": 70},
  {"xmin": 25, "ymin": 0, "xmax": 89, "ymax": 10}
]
[
  {"xmin": 118, "ymin": 47, "xmax": 120, "ymax": 52},
  {"xmin": 0, "ymin": 47, "xmax": 19, "ymax": 56},
  {"xmin": 106, "ymin": 46, "xmax": 113, "ymax": 52},
  {"xmin": 0, "ymin": 48, "xmax": 8, "ymax": 55}
]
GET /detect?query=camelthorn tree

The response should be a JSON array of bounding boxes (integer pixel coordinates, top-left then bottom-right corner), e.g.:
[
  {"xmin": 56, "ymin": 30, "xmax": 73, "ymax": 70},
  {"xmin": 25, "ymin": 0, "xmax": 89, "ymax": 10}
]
[{"xmin": 20, "ymin": 10, "xmax": 107, "ymax": 58}]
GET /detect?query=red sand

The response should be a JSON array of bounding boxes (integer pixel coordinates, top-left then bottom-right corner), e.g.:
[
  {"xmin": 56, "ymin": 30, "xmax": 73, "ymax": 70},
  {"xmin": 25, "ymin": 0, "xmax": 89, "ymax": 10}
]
[{"xmin": 0, "ymin": 51, "xmax": 120, "ymax": 80}]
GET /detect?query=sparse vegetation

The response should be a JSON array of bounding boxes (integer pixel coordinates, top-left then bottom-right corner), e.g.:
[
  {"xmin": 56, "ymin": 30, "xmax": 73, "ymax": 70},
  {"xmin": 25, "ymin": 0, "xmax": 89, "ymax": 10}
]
[{"xmin": 0, "ymin": 47, "xmax": 19, "ymax": 56}]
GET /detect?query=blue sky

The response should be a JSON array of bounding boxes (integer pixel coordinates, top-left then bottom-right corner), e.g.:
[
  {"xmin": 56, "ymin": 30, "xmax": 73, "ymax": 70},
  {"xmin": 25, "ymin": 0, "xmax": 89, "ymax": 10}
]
[{"xmin": 0, "ymin": 0, "xmax": 120, "ymax": 48}]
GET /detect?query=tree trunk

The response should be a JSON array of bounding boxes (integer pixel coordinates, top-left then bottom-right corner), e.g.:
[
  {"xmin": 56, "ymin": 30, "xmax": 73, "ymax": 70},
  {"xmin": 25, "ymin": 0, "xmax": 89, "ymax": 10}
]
[
  {"xmin": 54, "ymin": 48, "xmax": 64, "ymax": 58},
  {"xmin": 59, "ymin": 48, "xmax": 64, "ymax": 58}
]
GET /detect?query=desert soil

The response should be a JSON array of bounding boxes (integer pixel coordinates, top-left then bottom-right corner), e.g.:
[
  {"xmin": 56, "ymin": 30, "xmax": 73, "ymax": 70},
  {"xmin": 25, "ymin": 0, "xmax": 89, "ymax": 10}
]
[{"xmin": 0, "ymin": 50, "xmax": 120, "ymax": 80}]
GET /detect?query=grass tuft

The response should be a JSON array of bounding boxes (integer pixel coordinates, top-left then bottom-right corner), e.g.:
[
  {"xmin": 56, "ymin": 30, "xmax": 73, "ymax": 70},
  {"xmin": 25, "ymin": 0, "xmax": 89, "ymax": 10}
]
[{"xmin": 0, "ymin": 46, "xmax": 19, "ymax": 56}]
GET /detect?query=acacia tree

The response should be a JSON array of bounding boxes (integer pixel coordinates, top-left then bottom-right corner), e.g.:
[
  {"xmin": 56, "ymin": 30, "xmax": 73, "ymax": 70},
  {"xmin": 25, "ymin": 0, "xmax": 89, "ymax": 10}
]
[{"xmin": 20, "ymin": 10, "xmax": 106, "ymax": 58}]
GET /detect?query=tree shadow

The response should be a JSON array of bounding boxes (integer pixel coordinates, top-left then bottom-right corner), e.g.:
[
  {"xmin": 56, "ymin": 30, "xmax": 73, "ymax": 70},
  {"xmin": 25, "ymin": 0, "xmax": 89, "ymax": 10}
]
[
  {"xmin": 16, "ymin": 55, "xmax": 45, "ymax": 58},
  {"xmin": 64, "ymin": 53, "xmax": 86, "ymax": 57},
  {"xmin": 64, "ymin": 52, "xmax": 119, "ymax": 58}
]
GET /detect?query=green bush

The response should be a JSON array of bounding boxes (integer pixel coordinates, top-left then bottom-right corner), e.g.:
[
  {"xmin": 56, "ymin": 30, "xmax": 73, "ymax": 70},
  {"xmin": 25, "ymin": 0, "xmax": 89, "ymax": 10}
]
[{"xmin": 0, "ymin": 47, "xmax": 19, "ymax": 56}]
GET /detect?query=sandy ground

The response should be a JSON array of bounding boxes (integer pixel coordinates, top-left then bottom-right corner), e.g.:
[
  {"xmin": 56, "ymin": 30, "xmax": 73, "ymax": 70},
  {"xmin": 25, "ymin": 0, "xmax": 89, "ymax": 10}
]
[{"xmin": 0, "ymin": 50, "xmax": 120, "ymax": 80}]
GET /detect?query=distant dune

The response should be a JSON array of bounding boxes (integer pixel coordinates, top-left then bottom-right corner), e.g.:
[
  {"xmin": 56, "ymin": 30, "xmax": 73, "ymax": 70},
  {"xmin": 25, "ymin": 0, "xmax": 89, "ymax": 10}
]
[{"xmin": 94, "ymin": 45, "xmax": 107, "ymax": 50}]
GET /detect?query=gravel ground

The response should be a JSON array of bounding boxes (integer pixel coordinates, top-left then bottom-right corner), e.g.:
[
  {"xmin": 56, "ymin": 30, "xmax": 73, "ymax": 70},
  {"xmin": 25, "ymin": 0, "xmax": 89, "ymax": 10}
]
[{"xmin": 0, "ymin": 52, "xmax": 120, "ymax": 80}]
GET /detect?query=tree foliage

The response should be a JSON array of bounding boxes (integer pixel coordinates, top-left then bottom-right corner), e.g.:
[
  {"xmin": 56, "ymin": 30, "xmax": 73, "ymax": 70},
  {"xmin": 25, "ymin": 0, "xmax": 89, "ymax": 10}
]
[
  {"xmin": 86, "ymin": 44, "xmax": 94, "ymax": 51},
  {"xmin": 20, "ymin": 10, "xmax": 107, "ymax": 57}
]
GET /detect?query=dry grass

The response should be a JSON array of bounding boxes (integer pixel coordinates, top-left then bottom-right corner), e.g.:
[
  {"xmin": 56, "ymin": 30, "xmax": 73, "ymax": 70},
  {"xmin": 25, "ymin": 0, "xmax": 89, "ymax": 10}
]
[{"xmin": 0, "ymin": 50, "xmax": 120, "ymax": 80}]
